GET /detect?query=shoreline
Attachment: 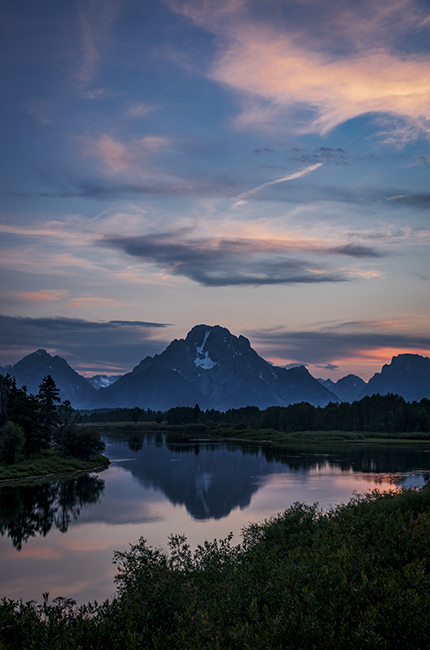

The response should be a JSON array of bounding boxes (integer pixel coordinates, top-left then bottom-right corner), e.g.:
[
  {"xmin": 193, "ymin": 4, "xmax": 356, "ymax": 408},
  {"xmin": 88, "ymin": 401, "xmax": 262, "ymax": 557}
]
[{"xmin": 0, "ymin": 455, "xmax": 110, "ymax": 484}]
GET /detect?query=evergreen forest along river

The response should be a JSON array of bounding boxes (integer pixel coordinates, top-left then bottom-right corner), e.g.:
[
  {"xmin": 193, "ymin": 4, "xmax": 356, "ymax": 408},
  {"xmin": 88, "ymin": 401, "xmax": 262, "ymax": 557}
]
[{"xmin": 1, "ymin": 433, "xmax": 430, "ymax": 605}]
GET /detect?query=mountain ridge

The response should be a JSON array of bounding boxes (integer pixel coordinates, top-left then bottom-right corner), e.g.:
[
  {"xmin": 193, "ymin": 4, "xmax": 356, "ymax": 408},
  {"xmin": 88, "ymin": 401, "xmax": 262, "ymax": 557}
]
[
  {"xmin": 90, "ymin": 324, "xmax": 338, "ymax": 411},
  {"xmin": 1, "ymin": 327, "xmax": 430, "ymax": 410}
]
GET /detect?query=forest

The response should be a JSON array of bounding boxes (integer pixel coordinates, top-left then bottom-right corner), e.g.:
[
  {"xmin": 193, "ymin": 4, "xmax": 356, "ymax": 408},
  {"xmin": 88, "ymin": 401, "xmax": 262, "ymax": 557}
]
[
  {"xmin": 82, "ymin": 393, "xmax": 430, "ymax": 435},
  {"xmin": 0, "ymin": 374, "xmax": 106, "ymax": 472}
]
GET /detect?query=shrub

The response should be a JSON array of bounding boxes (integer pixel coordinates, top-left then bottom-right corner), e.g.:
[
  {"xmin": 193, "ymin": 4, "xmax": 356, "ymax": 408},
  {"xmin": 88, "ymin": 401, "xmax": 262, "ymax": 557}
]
[
  {"xmin": 0, "ymin": 421, "xmax": 25, "ymax": 464},
  {"xmin": 56, "ymin": 426, "xmax": 105, "ymax": 461}
]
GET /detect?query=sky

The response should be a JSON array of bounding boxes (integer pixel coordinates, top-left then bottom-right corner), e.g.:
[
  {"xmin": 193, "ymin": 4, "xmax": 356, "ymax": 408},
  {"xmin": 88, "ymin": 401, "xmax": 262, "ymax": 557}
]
[{"xmin": 1, "ymin": 0, "xmax": 430, "ymax": 380}]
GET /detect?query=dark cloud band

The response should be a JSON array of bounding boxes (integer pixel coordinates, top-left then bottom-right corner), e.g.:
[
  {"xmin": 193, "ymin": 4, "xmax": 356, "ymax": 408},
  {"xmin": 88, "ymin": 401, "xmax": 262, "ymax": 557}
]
[
  {"xmin": 100, "ymin": 232, "xmax": 381, "ymax": 287},
  {"xmin": 249, "ymin": 326, "xmax": 430, "ymax": 365},
  {"xmin": 0, "ymin": 316, "xmax": 170, "ymax": 372}
]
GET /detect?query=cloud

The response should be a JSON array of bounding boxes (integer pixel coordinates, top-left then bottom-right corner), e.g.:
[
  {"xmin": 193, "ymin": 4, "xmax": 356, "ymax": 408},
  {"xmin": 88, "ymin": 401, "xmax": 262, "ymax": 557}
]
[
  {"xmin": 80, "ymin": 134, "xmax": 171, "ymax": 176},
  {"xmin": 170, "ymin": 0, "xmax": 430, "ymax": 142},
  {"xmin": 23, "ymin": 98, "xmax": 51, "ymax": 126},
  {"xmin": 4, "ymin": 290, "xmax": 69, "ymax": 305},
  {"xmin": 316, "ymin": 363, "xmax": 339, "ymax": 371},
  {"xmin": 283, "ymin": 146, "xmax": 350, "ymax": 166},
  {"xmin": 75, "ymin": 0, "xmax": 122, "ymax": 85},
  {"xmin": 0, "ymin": 316, "xmax": 171, "ymax": 373},
  {"xmin": 126, "ymin": 102, "xmax": 157, "ymax": 118},
  {"xmin": 386, "ymin": 194, "xmax": 430, "ymax": 208},
  {"xmin": 100, "ymin": 229, "xmax": 383, "ymax": 287},
  {"xmin": 248, "ymin": 319, "xmax": 430, "ymax": 366},
  {"xmin": 237, "ymin": 162, "xmax": 324, "ymax": 201}
]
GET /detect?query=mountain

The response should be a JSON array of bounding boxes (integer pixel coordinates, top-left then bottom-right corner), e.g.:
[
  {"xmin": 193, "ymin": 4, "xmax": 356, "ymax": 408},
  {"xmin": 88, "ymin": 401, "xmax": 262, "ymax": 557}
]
[
  {"xmin": 360, "ymin": 354, "xmax": 430, "ymax": 402},
  {"xmin": 318, "ymin": 374, "xmax": 366, "ymax": 403},
  {"xmin": 86, "ymin": 374, "xmax": 122, "ymax": 390},
  {"xmin": 5, "ymin": 349, "xmax": 97, "ymax": 409},
  {"xmin": 90, "ymin": 324, "xmax": 338, "ymax": 411}
]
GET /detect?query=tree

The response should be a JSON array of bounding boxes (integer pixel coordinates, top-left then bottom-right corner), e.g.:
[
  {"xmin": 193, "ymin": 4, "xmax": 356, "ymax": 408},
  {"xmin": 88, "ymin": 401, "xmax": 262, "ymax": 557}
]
[
  {"xmin": 131, "ymin": 407, "xmax": 143, "ymax": 423},
  {"xmin": 58, "ymin": 400, "xmax": 81, "ymax": 428},
  {"xmin": 57, "ymin": 426, "xmax": 105, "ymax": 461},
  {"xmin": 0, "ymin": 421, "xmax": 25, "ymax": 465},
  {"xmin": 0, "ymin": 374, "xmax": 14, "ymax": 427},
  {"xmin": 38, "ymin": 375, "xmax": 61, "ymax": 433}
]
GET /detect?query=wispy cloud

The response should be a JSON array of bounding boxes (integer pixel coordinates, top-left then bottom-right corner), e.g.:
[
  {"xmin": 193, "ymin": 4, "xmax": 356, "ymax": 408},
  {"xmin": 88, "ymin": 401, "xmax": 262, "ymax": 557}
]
[
  {"xmin": 236, "ymin": 162, "xmax": 324, "ymax": 202},
  {"xmin": 126, "ymin": 102, "xmax": 157, "ymax": 118},
  {"xmin": 170, "ymin": 0, "xmax": 430, "ymax": 142},
  {"xmin": 75, "ymin": 0, "xmax": 122, "ymax": 85},
  {"xmin": 80, "ymin": 134, "xmax": 172, "ymax": 176},
  {"xmin": 100, "ymin": 229, "xmax": 383, "ymax": 287},
  {"xmin": 1, "ymin": 290, "xmax": 69, "ymax": 305},
  {"xmin": 23, "ymin": 98, "xmax": 51, "ymax": 126}
]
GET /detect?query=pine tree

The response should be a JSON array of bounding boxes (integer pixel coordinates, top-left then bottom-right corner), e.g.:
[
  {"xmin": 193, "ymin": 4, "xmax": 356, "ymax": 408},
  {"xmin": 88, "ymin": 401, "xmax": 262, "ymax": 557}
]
[{"xmin": 38, "ymin": 375, "xmax": 61, "ymax": 435}]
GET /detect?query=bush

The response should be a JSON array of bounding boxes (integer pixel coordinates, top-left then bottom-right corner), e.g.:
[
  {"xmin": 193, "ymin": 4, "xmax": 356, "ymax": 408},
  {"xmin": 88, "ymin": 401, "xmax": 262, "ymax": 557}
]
[
  {"xmin": 56, "ymin": 426, "xmax": 105, "ymax": 461},
  {"xmin": 0, "ymin": 421, "xmax": 25, "ymax": 464},
  {"xmin": 2, "ymin": 488, "xmax": 430, "ymax": 648}
]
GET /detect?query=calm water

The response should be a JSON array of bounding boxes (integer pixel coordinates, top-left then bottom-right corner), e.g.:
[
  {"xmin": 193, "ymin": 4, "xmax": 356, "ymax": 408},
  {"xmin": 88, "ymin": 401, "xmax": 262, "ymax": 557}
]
[{"xmin": 1, "ymin": 434, "xmax": 430, "ymax": 604}]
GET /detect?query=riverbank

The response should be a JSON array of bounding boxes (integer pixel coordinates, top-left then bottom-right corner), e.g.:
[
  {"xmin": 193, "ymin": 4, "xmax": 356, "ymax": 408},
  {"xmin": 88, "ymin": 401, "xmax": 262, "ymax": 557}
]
[
  {"xmin": 88, "ymin": 420, "xmax": 430, "ymax": 445},
  {"xmin": 0, "ymin": 449, "xmax": 109, "ymax": 482}
]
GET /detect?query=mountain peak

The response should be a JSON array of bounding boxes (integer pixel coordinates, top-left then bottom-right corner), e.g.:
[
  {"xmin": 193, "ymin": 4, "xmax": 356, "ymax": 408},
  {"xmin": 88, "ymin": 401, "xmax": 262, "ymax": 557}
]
[
  {"xmin": 361, "ymin": 353, "xmax": 430, "ymax": 402},
  {"xmin": 91, "ymin": 324, "xmax": 336, "ymax": 410},
  {"xmin": 8, "ymin": 349, "xmax": 96, "ymax": 408}
]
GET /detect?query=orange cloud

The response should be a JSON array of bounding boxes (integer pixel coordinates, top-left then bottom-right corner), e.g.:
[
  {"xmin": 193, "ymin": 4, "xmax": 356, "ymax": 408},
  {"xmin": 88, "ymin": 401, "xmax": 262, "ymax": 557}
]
[
  {"xmin": 171, "ymin": 0, "xmax": 430, "ymax": 142},
  {"xmin": 213, "ymin": 29, "xmax": 430, "ymax": 140},
  {"xmin": 65, "ymin": 296, "xmax": 114, "ymax": 308},
  {"xmin": 15, "ymin": 290, "xmax": 68, "ymax": 303}
]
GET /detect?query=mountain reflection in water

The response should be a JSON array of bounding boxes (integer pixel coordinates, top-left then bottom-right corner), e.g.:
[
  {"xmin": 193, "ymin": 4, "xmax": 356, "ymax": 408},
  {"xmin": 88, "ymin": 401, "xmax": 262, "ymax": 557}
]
[
  {"xmin": 0, "ymin": 474, "xmax": 105, "ymax": 550},
  {"xmin": 106, "ymin": 434, "xmax": 430, "ymax": 521}
]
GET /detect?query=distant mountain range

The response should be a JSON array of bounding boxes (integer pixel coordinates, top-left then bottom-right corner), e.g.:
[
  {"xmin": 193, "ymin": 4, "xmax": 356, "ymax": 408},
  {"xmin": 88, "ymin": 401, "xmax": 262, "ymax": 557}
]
[{"xmin": 1, "ymin": 325, "xmax": 429, "ymax": 410}]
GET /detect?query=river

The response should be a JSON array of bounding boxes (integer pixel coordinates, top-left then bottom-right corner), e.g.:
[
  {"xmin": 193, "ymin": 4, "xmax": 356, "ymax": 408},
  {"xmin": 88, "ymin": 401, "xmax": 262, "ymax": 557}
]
[{"xmin": 0, "ymin": 433, "xmax": 429, "ymax": 604}]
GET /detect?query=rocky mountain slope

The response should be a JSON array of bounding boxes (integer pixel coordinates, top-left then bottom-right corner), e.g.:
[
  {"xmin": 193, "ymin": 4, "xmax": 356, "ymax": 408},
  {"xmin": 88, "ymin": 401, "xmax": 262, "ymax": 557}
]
[
  {"xmin": 4, "ymin": 349, "xmax": 96, "ymax": 409},
  {"xmin": 2, "ymin": 331, "xmax": 430, "ymax": 411},
  {"xmin": 318, "ymin": 374, "xmax": 366, "ymax": 403},
  {"xmin": 90, "ymin": 324, "xmax": 338, "ymax": 411},
  {"xmin": 360, "ymin": 354, "xmax": 430, "ymax": 402}
]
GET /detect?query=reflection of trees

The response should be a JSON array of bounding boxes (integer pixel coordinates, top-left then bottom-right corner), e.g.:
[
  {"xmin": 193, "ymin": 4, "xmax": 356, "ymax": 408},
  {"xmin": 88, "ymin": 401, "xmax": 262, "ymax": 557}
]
[
  {"xmin": 127, "ymin": 435, "xmax": 143, "ymax": 453},
  {"xmin": 238, "ymin": 442, "xmax": 430, "ymax": 476},
  {"xmin": 0, "ymin": 474, "xmax": 105, "ymax": 550},
  {"xmin": 105, "ymin": 434, "xmax": 430, "ymax": 522}
]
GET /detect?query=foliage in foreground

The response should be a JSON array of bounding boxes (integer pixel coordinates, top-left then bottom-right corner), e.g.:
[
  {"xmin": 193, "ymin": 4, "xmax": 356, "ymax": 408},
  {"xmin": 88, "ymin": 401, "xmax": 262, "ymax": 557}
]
[{"xmin": 2, "ymin": 487, "xmax": 430, "ymax": 649}]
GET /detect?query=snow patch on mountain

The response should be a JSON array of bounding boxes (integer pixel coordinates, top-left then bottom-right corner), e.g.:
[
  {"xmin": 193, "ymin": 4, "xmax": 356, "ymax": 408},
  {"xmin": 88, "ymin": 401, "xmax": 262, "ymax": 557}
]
[
  {"xmin": 194, "ymin": 351, "xmax": 218, "ymax": 370},
  {"xmin": 194, "ymin": 329, "xmax": 218, "ymax": 369},
  {"xmin": 196, "ymin": 329, "xmax": 210, "ymax": 355}
]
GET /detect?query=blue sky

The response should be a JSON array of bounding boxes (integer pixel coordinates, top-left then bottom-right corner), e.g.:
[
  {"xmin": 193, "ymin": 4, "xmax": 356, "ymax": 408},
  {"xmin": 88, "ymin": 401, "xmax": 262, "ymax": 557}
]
[{"xmin": 1, "ymin": 0, "xmax": 430, "ymax": 379}]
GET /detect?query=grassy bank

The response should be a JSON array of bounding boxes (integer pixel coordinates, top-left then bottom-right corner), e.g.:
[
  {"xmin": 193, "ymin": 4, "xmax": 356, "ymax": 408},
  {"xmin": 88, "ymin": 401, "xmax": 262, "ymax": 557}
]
[
  {"xmin": 0, "ymin": 448, "xmax": 109, "ymax": 482},
  {"xmin": 89, "ymin": 420, "xmax": 430, "ymax": 446},
  {"xmin": 1, "ymin": 486, "xmax": 430, "ymax": 649}
]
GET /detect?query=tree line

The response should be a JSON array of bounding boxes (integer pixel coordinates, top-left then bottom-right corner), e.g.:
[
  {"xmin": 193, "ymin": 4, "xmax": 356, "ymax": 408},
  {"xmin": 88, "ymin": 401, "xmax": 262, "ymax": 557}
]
[
  {"xmin": 79, "ymin": 393, "xmax": 430, "ymax": 434},
  {"xmin": 0, "ymin": 374, "xmax": 105, "ymax": 465},
  {"xmin": 164, "ymin": 393, "xmax": 430, "ymax": 433}
]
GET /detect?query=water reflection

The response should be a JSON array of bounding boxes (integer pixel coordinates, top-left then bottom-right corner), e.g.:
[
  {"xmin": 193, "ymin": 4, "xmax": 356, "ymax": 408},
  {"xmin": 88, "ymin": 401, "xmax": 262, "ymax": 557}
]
[
  {"xmin": 0, "ymin": 474, "xmax": 105, "ymax": 550},
  {"xmin": 108, "ymin": 434, "xmax": 430, "ymax": 521},
  {"xmin": 1, "ymin": 435, "xmax": 430, "ymax": 604}
]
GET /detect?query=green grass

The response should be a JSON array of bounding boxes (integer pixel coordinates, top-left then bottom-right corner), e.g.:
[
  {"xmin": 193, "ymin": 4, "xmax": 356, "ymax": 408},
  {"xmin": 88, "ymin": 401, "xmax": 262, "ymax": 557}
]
[{"xmin": 0, "ymin": 449, "xmax": 109, "ymax": 482}]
